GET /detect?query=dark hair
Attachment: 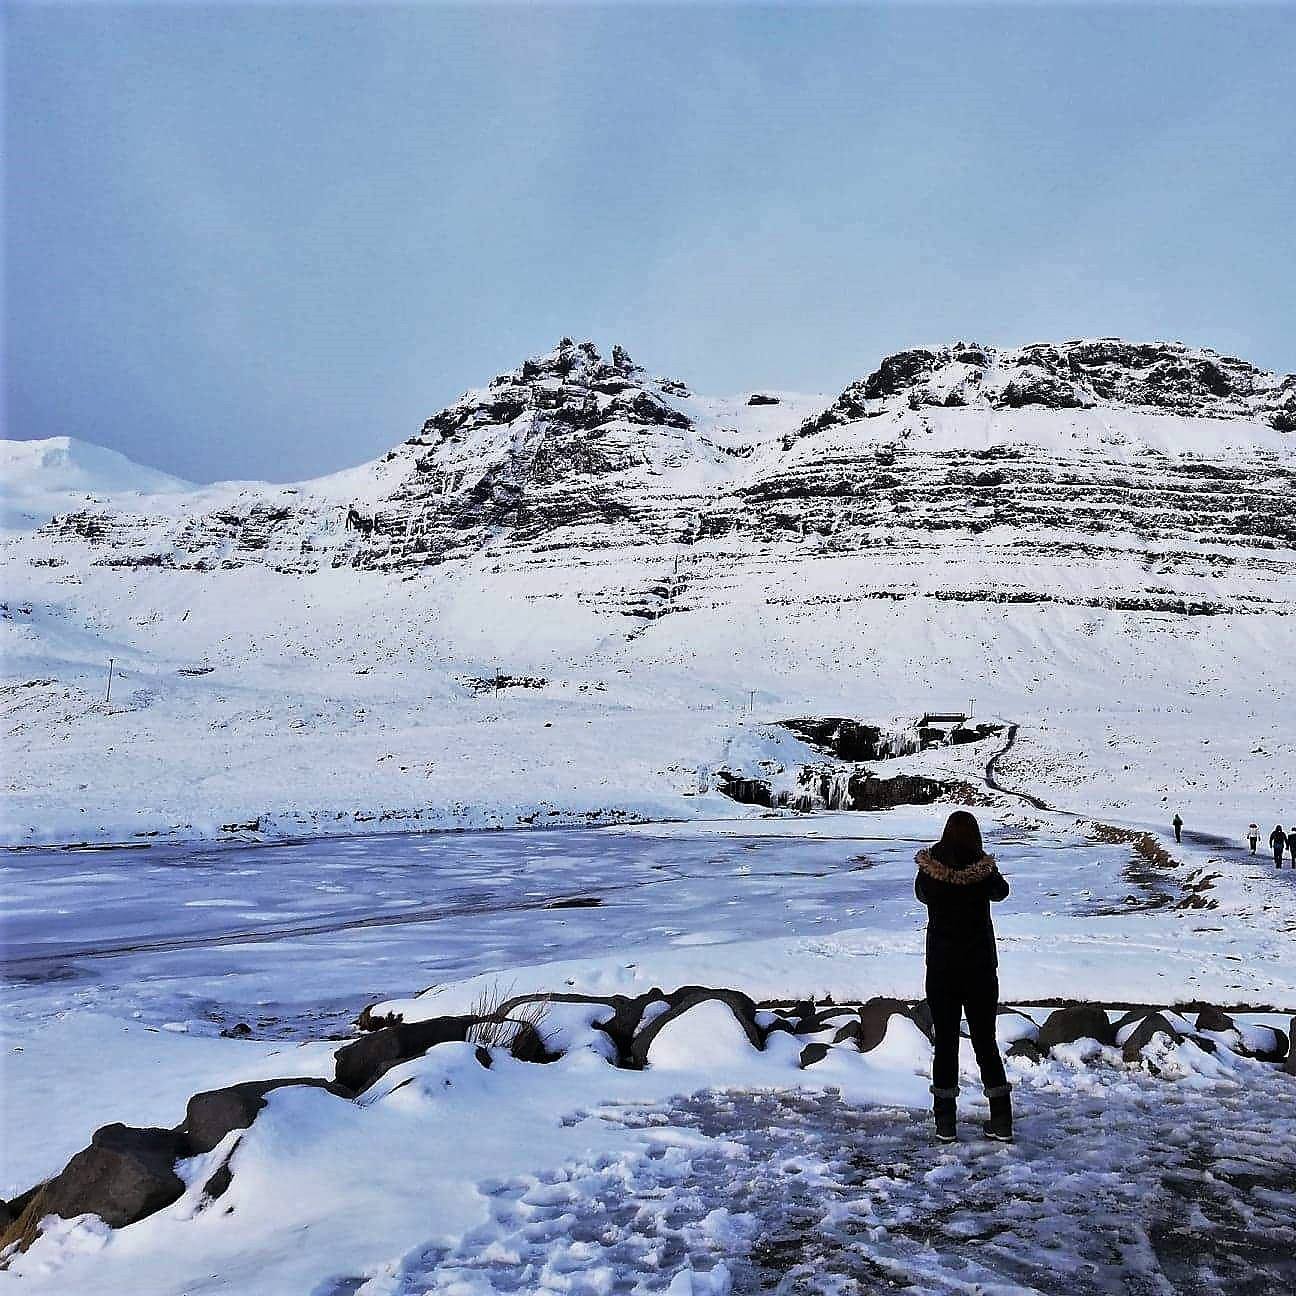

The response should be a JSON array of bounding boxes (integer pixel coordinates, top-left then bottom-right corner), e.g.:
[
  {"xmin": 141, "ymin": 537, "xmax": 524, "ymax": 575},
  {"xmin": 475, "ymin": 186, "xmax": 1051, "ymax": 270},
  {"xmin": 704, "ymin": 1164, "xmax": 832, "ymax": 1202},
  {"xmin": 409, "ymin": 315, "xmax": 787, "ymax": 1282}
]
[{"xmin": 932, "ymin": 810, "xmax": 985, "ymax": 868}]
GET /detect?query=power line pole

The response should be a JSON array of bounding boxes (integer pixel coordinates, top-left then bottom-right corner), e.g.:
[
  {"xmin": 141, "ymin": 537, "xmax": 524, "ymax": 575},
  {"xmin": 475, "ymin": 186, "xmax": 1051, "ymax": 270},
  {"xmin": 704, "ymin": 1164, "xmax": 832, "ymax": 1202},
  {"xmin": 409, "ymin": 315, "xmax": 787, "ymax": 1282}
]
[{"xmin": 105, "ymin": 658, "xmax": 114, "ymax": 704}]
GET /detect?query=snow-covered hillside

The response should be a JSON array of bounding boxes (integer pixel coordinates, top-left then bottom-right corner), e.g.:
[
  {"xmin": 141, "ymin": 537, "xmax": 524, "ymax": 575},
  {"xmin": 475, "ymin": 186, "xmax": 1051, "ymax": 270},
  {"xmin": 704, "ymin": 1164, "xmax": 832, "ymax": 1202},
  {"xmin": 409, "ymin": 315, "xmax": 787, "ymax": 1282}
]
[
  {"xmin": 1, "ymin": 337, "xmax": 1293, "ymax": 845},
  {"xmin": 0, "ymin": 437, "xmax": 192, "ymax": 529}
]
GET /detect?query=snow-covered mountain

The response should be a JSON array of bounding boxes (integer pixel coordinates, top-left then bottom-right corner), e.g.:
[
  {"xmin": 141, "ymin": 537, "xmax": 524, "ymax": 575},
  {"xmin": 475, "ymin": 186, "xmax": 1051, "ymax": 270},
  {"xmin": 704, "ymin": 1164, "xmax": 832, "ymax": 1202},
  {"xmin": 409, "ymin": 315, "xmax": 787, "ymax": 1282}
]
[
  {"xmin": 1, "ymin": 436, "xmax": 193, "ymax": 529},
  {"xmin": 2, "ymin": 337, "xmax": 1293, "ymax": 844}
]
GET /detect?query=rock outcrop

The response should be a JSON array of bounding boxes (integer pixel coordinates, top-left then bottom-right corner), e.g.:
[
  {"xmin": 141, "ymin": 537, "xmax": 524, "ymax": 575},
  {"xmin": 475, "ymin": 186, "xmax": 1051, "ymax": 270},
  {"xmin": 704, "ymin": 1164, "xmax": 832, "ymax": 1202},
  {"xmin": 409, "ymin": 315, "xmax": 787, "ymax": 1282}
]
[
  {"xmin": 25, "ymin": 337, "xmax": 1295, "ymax": 597},
  {"xmin": 799, "ymin": 339, "xmax": 1295, "ymax": 432}
]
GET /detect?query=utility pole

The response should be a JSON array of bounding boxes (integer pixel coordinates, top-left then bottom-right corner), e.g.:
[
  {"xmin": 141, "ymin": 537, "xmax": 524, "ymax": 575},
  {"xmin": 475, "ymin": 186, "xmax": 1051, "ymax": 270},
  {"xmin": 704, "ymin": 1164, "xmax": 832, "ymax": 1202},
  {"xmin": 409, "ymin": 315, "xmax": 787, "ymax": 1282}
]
[
  {"xmin": 749, "ymin": 689, "xmax": 755, "ymax": 714},
  {"xmin": 105, "ymin": 658, "xmax": 114, "ymax": 704}
]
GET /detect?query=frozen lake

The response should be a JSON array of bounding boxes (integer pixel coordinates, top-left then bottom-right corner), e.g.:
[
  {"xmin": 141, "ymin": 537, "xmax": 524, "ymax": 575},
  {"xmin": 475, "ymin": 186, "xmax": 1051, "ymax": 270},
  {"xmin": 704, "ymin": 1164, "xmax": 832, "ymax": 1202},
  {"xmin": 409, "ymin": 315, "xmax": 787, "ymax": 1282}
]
[{"xmin": 0, "ymin": 811, "xmax": 1130, "ymax": 1037}]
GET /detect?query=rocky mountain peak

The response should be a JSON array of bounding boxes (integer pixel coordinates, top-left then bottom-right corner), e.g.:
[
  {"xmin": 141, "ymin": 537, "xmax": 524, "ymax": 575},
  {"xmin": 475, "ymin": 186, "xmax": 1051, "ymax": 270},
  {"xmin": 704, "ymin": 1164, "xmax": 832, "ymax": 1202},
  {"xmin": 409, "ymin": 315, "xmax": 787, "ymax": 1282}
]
[
  {"xmin": 413, "ymin": 339, "xmax": 691, "ymax": 448},
  {"xmin": 800, "ymin": 339, "xmax": 1295, "ymax": 438}
]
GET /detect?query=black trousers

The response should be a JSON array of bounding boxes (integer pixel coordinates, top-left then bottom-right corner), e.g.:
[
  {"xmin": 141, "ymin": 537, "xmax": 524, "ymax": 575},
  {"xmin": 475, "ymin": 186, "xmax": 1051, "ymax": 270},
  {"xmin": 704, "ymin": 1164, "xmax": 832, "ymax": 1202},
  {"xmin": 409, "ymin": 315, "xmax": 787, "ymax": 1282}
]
[
  {"xmin": 1276, "ymin": 846, "xmax": 1285, "ymax": 866},
  {"xmin": 926, "ymin": 971, "xmax": 1008, "ymax": 1094}
]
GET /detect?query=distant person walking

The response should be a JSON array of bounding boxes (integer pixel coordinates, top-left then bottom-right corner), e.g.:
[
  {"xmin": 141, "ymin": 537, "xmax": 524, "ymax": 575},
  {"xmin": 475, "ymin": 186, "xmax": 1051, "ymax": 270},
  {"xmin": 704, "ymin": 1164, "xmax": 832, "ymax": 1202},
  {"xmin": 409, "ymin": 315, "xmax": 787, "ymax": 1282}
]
[
  {"xmin": 1247, "ymin": 823, "xmax": 1259, "ymax": 855},
  {"xmin": 1172, "ymin": 812, "xmax": 1183, "ymax": 844},
  {"xmin": 915, "ymin": 810, "xmax": 1013, "ymax": 1143},
  {"xmin": 1270, "ymin": 824, "xmax": 1287, "ymax": 868}
]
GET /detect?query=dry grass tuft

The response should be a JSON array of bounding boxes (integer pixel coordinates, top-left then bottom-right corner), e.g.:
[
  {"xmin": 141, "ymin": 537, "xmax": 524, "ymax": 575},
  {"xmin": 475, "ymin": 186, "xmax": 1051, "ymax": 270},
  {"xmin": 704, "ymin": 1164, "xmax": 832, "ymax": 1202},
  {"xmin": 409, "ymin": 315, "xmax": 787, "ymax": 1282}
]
[
  {"xmin": 0, "ymin": 1185, "xmax": 53, "ymax": 1266},
  {"xmin": 464, "ymin": 982, "xmax": 551, "ymax": 1051}
]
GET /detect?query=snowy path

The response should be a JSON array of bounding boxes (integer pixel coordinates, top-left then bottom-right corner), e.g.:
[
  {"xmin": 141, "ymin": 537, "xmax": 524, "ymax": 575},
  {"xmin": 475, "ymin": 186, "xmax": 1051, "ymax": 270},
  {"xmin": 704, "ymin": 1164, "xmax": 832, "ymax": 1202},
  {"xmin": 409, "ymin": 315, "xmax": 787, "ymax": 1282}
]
[
  {"xmin": 984, "ymin": 722, "xmax": 1058, "ymax": 814},
  {"xmin": 358, "ymin": 1065, "xmax": 1296, "ymax": 1296}
]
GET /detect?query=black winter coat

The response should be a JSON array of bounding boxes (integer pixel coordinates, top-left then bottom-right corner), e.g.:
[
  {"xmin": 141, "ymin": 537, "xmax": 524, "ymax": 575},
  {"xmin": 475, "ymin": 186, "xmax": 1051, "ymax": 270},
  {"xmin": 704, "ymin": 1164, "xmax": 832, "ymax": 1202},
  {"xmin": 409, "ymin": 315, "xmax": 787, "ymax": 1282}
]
[{"xmin": 915, "ymin": 848, "xmax": 1009, "ymax": 976}]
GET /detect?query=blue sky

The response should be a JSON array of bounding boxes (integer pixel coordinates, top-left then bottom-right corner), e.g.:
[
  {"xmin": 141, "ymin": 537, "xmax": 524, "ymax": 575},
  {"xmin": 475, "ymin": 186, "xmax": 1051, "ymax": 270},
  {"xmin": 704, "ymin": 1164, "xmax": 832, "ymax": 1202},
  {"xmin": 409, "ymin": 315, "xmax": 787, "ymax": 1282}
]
[{"xmin": 7, "ymin": 3, "xmax": 1295, "ymax": 483}]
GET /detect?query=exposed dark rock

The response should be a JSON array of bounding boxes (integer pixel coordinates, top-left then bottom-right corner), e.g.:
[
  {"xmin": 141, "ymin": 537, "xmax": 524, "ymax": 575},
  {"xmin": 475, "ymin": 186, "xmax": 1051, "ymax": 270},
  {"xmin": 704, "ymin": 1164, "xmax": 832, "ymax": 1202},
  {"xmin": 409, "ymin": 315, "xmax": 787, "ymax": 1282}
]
[
  {"xmin": 831, "ymin": 1020, "xmax": 862, "ymax": 1046},
  {"xmin": 506, "ymin": 1020, "xmax": 556, "ymax": 1064},
  {"xmin": 462, "ymin": 674, "xmax": 547, "ymax": 695},
  {"xmin": 715, "ymin": 766, "xmax": 953, "ymax": 814},
  {"xmin": 356, "ymin": 1002, "xmax": 404, "ymax": 1032},
  {"xmin": 864, "ymin": 348, "xmax": 945, "ymax": 400},
  {"xmin": 747, "ymin": 393, "xmax": 781, "ymax": 406},
  {"xmin": 1111, "ymin": 1008, "xmax": 1147, "ymax": 1038},
  {"xmin": 908, "ymin": 999, "xmax": 935, "ymax": 1041},
  {"xmin": 846, "ymin": 772, "xmax": 947, "ymax": 811},
  {"xmin": 856, "ymin": 997, "xmax": 918, "ymax": 1052},
  {"xmin": 799, "ymin": 1042, "xmax": 832, "ymax": 1068},
  {"xmin": 713, "ymin": 772, "xmax": 775, "ymax": 807},
  {"xmin": 32, "ymin": 337, "xmax": 1294, "ymax": 581},
  {"xmin": 1036, "ymin": 1004, "xmax": 1116, "ymax": 1052},
  {"xmin": 1006, "ymin": 1037, "xmax": 1043, "ymax": 1064},
  {"xmin": 201, "ymin": 1163, "xmax": 233, "ymax": 1201},
  {"xmin": 630, "ymin": 988, "xmax": 764, "ymax": 1069},
  {"xmin": 1248, "ymin": 1024, "xmax": 1289, "ymax": 1065},
  {"xmin": 778, "ymin": 717, "xmax": 910, "ymax": 762},
  {"xmin": 1120, "ymin": 1012, "xmax": 1185, "ymax": 1063},
  {"xmin": 998, "ymin": 369, "xmax": 1090, "ymax": 410},
  {"xmin": 581, "ymin": 992, "xmax": 663, "ymax": 1060},
  {"xmin": 183, "ymin": 1078, "xmax": 346, "ymax": 1154},
  {"xmin": 1194, "ymin": 1005, "xmax": 1237, "ymax": 1034},
  {"xmin": 544, "ymin": 896, "xmax": 602, "ymax": 909},
  {"xmin": 34, "ymin": 1124, "xmax": 190, "ymax": 1231},
  {"xmin": 333, "ymin": 1015, "xmax": 475, "ymax": 1093}
]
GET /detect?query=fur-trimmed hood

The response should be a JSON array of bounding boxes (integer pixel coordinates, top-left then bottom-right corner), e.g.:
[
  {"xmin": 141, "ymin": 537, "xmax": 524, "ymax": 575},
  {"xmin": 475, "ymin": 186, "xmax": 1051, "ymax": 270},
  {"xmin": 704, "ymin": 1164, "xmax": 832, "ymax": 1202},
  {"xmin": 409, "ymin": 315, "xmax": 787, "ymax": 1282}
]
[{"xmin": 916, "ymin": 848, "xmax": 997, "ymax": 885}]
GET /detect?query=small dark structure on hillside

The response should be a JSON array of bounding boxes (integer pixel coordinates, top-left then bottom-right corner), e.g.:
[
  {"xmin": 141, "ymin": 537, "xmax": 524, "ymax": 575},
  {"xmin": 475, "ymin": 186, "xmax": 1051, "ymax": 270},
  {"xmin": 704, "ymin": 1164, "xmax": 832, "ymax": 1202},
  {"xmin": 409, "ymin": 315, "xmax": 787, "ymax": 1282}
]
[{"xmin": 920, "ymin": 712, "xmax": 968, "ymax": 727}]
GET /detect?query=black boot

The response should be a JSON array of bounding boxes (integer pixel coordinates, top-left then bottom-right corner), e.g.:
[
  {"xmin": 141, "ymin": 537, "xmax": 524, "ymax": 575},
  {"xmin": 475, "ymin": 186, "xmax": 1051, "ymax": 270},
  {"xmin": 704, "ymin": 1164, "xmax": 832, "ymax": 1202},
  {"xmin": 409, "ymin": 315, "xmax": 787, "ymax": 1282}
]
[
  {"xmin": 931, "ymin": 1087, "xmax": 958, "ymax": 1142},
  {"xmin": 982, "ymin": 1085, "xmax": 1012, "ymax": 1141}
]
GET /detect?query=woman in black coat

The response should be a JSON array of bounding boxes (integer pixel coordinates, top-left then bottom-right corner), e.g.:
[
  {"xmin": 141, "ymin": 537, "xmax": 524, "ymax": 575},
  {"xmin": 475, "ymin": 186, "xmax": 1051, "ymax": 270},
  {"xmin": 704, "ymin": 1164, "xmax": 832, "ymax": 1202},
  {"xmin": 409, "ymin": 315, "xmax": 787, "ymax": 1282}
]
[{"xmin": 915, "ymin": 810, "xmax": 1013, "ymax": 1142}]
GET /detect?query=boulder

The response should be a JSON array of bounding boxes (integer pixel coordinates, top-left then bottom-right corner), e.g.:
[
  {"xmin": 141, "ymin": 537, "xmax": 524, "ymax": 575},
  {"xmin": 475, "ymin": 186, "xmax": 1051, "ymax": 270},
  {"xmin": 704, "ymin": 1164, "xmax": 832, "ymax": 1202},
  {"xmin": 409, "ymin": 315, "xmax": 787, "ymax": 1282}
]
[
  {"xmin": 1120, "ymin": 1012, "xmax": 1184, "ymax": 1063},
  {"xmin": 857, "ymin": 997, "xmax": 916, "ymax": 1052},
  {"xmin": 36, "ymin": 1124, "xmax": 190, "ymax": 1230},
  {"xmin": 629, "ymin": 989, "xmax": 763, "ymax": 1069},
  {"xmin": 1244, "ymin": 1023, "xmax": 1289, "ymax": 1064},
  {"xmin": 1036, "ymin": 1005, "xmax": 1116, "ymax": 1053},
  {"xmin": 1006, "ymin": 1037, "xmax": 1042, "ymax": 1064},
  {"xmin": 334, "ymin": 1014, "xmax": 474, "ymax": 1093},
  {"xmin": 1111, "ymin": 1009, "xmax": 1147, "ymax": 1039},
  {"xmin": 832, "ymin": 1020, "xmax": 862, "ymax": 1046},
  {"xmin": 1194, "ymin": 1005, "xmax": 1237, "ymax": 1034},
  {"xmin": 201, "ymin": 1163, "xmax": 233, "ymax": 1201},
  {"xmin": 183, "ymin": 1078, "xmax": 345, "ymax": 1154},
  {"xmin": 799, "ymin": 1042, "xmax": 831, "ymax": 1068},
  {"xmin": 908, "ymin": 999, "xmax": 935, "ymax": 1041},
  {"xmin": 506, "ymin": 1020, "xmax": 554, "ymax": 1064},
  {"xmin": 592, "ymin": 991, "xmax": 669, "ymax": 1061},
  {"xmin": 787, "ymin": 999, "xmax": 818, "ymax": 1031}
]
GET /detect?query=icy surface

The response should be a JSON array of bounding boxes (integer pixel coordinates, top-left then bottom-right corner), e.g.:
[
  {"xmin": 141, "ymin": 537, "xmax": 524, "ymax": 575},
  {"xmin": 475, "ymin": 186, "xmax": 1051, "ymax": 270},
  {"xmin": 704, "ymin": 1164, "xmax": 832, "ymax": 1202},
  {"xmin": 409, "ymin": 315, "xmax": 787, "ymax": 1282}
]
[{"xmin": 373, "ymin": 1070, "xmax": 1296, "ymax": 1296}]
